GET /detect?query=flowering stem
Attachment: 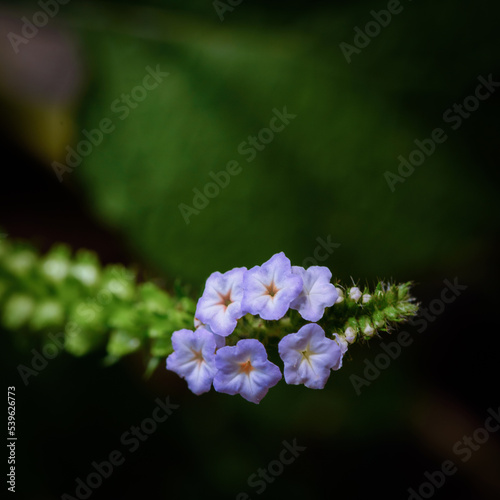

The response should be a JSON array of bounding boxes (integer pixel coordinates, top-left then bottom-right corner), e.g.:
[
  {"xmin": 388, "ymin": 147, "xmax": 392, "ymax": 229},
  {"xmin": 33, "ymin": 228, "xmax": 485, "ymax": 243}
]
[
  {"xmin": 0, "ymin": 235, "xmax": 418, "ymax": 375},
  {"xmin": 223, "ymin": 282, "xmax": 418, "ymax": 347}
]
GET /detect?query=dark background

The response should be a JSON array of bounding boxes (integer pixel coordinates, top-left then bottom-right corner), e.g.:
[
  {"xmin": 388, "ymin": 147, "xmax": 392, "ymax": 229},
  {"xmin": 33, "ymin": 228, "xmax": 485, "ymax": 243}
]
[{"xmin": 1, "ymin": 1, "xmax": 499, "ymax": 499}]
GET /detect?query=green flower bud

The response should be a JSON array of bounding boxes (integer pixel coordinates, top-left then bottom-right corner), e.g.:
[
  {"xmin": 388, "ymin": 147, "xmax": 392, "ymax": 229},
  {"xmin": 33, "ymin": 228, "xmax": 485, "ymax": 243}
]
[
  {"xmin": 385, "ymin": 287, "xmax": 398, "ymax": 305},
  {"xmin": 69, "ymin": 301, "xmax": 105, "ymax": 329},
  {"xmin": 383, "ymin": 306, "xmax": 400, "ymax": 321},
  {"xmin": 30, "ymin": 299, "xmax": 65, "ymax": 330},
  {"xmin": 397, "ymin": 282, "xmax": 411, "ymax": 300},
  {"xmin": 101, "ymin": 266, "xmax": 135, "ymax": 300},
  {"xmin": 70, "ymin": 251, "xmax": 100, "ymax": 287},
  {"xmin": 41, "ymin": 245, "xmax": 71, "ymax": 283},
  {"xmin": 372, "ymin": 310, "xmax": 386, "ymax": 328},
  {"xmin": 346, "ymin": 317, "xmax": 359, "ymax": 332},
  {"xmin": 2, "ymin": 294, "xmax": 35, "ymax": 329},
  {"xmin": 4, "ymin": 249, "xmax": 37, "ymax": 277}
]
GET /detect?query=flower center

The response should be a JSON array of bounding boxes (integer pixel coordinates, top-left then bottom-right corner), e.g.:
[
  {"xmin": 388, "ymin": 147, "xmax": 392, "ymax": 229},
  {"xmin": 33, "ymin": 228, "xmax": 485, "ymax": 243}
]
[
  {"xmin": 264, "ymin": 280, "xmax": 279, "ymax": 298},
  {"xmin": 239, "ymin": 359, "xmax": 254, "ymax": 375},
  {"xmin": 217, "ymin": 290, "xmax": 233, "ymax": 309},
  {"xmin": 190, "ymin": 348, "xmax": 204, "ymax": 364},
  {"xmin": 300, "ymin": 347, "xmax": 314, "ymax": 367}
]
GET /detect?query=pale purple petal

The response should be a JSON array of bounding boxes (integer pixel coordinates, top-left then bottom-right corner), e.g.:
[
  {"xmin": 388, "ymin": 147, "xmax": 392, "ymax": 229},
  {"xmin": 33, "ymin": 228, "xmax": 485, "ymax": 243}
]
[
  {"xmin": 242, "ymin": 252, "xmax": 303, "ymax": 320},
  {"xmin": 278, "ymin": 323, "xmax": 341, "ymax": 389},
  {"xmin": 195, "ymin": 267, "xmax": 247, "ymax": 337},
  {"xmin": 194, "ymin": 318, "xmax": 226, "ymax": 348},
  {"xmin": 166, "ymin": 328, "xmax": 217, "ymax": 395},
  {"xmin": 290, "ymin": 266, "xmax": 338, "ymax": 322},
  {"xmin": 332, "ymin": 333, "xmax": 348, "ymax": 370},
  {"xmin": 213, "ymin": 339, "xmax": 282, "ymax": 404}
]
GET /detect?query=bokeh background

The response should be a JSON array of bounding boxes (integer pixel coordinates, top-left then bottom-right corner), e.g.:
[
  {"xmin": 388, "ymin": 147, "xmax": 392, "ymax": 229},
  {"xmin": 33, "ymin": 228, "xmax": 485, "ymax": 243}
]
[{"xmin": 1, "ymin": 0, "xmax": 499, "ymax": 499}]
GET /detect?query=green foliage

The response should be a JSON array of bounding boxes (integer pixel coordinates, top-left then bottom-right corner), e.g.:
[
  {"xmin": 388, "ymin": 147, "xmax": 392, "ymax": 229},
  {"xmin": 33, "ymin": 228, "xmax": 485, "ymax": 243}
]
[{"xmin": 0, "ymin": 235, "xmax": 195, "ymax": 369}]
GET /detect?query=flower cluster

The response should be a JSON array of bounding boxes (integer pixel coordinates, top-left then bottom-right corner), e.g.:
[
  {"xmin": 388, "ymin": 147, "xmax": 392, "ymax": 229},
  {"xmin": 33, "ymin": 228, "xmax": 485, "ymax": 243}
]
[
  {"xmin": 166, "ymin": 252, "xmax": 344, "ymax": 404},
  {"xmin": 0, "ymin": 235, "xmax": 418, "ymax": 385}
]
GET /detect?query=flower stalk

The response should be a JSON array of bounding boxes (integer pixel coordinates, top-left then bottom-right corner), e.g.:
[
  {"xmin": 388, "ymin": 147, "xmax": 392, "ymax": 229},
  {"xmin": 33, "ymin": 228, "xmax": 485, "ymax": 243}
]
[{"xmin": 0, "ymin": 235, "xmax": 418, "ymax": 395}]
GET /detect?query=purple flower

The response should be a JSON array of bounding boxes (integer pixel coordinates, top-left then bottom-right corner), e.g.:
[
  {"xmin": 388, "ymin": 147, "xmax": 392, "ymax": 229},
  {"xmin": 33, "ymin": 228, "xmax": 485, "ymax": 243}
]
[
  {"xmin": 241, "ymin": 252, "xmax": 303, "ymax": 321},
  {"xmin": 213, "ymin": 339, "xmax": 282, "ymax": 404},
  {"xmin": 289, "ymin": 266, "xmax": 338, "ymax": 322},
  {"xmin": 166, "ymin": 328, "xmax": 217, "ymax": 395},
  {"xmin": 194, "ymin": 318, "xmax": 226, "ymax": 349},
  {"xmin": 278, "ymin": 323, "xmax": 341, "ymax": 389},
  {"xmin": 195, "ymin": 267, "xmax": 247, "ymax": 337}
]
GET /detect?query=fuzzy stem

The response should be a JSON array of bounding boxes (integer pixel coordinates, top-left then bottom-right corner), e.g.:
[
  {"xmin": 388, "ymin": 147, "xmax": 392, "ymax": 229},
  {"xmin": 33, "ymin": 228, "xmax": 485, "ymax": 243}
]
[{"xmin": 0, "ymin": 235, "xmax": 418, "ymax": 372}]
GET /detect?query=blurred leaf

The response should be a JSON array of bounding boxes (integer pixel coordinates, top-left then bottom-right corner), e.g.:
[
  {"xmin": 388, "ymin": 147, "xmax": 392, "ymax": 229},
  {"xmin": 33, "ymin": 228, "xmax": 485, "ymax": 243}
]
[
  {"xmin": 69, "ymin": 2, "xmax": 498, "ymax": 286},
  {"xmin": 106, "ymin": 329, "xmax": 141, "ymax": 357}
]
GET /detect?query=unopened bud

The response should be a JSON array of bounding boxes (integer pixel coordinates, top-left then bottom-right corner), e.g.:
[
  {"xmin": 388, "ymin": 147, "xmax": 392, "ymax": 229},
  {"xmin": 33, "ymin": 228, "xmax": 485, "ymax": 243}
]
[
  {"xmin": 332, "ymin": 333, "xmax": 348, "ymax": 354},
  {"xmin": 71, "ymin": 263, "xmax": 99, "ymax": 286},
  {"xmin": 373, "ymin": 311, "xmax": 385, "ymax": 328},
  {"xmin": 349, "ymin": 287, "xmax": 362, "ymax": 302},
  {"xmin": 344, "ymin": 327, "xmax": 356, "ymax": 343},
  {"xmin": 363, "ymin": 322, "xmax": 375, "ymax": 337}
]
